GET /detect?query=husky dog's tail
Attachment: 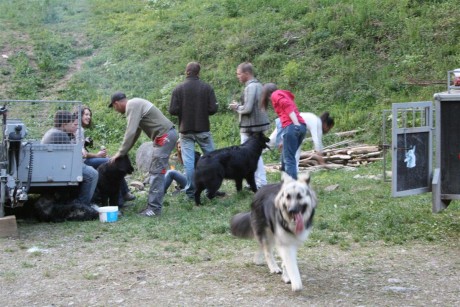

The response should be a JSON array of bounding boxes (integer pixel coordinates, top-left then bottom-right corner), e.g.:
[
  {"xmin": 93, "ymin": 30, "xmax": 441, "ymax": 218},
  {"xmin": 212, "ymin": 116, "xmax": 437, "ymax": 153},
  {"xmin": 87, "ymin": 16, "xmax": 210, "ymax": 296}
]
[{"xmin": 230, "ymin": 212, "xmax": 253, "ymax": 238}]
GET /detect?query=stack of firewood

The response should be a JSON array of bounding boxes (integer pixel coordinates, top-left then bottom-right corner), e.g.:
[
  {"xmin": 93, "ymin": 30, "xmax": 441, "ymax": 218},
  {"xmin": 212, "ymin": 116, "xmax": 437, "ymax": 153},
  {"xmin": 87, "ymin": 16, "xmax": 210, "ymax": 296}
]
[{"xmin": 299, "ymin": 144, "xmax": 382, "ymax": 168}]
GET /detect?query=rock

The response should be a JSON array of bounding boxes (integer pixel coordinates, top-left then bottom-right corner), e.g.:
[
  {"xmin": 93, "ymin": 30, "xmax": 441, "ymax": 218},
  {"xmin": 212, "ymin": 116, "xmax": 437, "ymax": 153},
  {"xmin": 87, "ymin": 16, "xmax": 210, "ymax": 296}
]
[
  {"xmin": 136, "ymin": 142, "xmax": 153, "ymax": 173},
  {"xmin": 324, "ymin": 184, "xmax": 339, "ymax": 192},
  {"xmin": 383, "ymin": 286, "xmax": 418, "ymax": 293},
  {"xmin": 130, "ymin": 180, "xmax": 145, "ymax": 191}
]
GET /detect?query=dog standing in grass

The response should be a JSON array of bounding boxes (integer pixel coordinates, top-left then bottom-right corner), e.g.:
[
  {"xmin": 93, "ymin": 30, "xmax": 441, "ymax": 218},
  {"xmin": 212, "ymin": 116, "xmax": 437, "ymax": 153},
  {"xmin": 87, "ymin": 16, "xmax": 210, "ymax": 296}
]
[
  {"xmin": 230, "ymin": 172, "xmax": 317, "ymax": 291},
  {"xmin": 193, "ymin": 132, "xmax": 269, "ymax": 205}
]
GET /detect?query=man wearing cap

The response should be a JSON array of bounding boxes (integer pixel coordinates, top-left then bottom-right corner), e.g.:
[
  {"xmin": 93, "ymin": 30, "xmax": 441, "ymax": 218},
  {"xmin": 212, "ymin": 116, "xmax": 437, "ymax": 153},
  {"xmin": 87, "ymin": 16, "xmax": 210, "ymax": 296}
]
[{"xmin": 109, "ymin": 92, "xmax": 178, "ymax": 217}]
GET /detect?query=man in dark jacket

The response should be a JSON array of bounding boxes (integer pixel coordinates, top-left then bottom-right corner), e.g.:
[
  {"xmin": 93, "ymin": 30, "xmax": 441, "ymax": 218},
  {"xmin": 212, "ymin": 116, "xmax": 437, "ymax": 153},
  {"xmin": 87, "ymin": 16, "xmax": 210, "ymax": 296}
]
[{"xmin": 169, "ymin": 62, "xmax": 224, "ymax": 200}]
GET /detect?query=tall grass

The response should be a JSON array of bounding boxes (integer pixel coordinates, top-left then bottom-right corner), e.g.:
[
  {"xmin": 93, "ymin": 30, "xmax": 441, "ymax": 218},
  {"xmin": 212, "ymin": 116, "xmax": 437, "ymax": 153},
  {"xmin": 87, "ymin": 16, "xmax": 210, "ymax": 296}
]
[{"xmin": 0, "ymin": 0, "xmax": 459, "ymax": 147}]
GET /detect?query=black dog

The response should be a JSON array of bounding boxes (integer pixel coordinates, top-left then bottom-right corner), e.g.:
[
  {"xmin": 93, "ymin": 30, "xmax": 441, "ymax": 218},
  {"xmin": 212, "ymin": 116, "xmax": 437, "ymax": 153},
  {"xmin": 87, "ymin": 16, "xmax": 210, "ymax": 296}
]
[
  {"xmin": 34, "ymin": 195, "xmax": 99, "ymax": 223},
  {"xmin": 194, "ymin": 132, "xmax": 269, "ymax": 205},
  {"xmin": 96, "ymin": 155, "xmax": 134, "ymax": 207}
]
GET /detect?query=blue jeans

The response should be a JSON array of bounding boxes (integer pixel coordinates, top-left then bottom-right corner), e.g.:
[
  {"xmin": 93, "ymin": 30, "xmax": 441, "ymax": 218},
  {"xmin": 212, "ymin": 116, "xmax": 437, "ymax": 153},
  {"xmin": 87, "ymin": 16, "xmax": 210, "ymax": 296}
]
[
  {"xmin": 77, "ymin": 164, "xmax": 99, "ymax": 205},
  {"xmin": 180, "ymin": 132, "xmax": 215, "ymax": 198},
  {"xmin": 282, "ymin": 124, "xmax": 306, "ymax": 179},
  {"xmin": 148, "ymin": 128, "xmax": 179, "ymax": 213},
  {"xmin": 164, "ymin": 170, "xmax": 187, "ymax": 194}
]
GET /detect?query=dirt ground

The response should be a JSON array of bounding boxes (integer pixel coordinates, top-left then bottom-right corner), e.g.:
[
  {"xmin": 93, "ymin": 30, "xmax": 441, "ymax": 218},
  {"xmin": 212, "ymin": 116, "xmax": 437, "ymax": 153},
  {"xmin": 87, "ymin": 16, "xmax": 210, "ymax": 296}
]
[{"xmin": 1, "ymin": 228, "xmax": 459, "ymax": 307}]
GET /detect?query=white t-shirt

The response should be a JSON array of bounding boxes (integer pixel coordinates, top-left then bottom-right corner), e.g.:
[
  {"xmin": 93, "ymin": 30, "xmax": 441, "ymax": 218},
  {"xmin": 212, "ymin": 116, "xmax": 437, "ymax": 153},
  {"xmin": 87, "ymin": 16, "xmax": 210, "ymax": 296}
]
[{"xmin": 268, "ymin": 112, "xmax": 323, "ymax": 152}]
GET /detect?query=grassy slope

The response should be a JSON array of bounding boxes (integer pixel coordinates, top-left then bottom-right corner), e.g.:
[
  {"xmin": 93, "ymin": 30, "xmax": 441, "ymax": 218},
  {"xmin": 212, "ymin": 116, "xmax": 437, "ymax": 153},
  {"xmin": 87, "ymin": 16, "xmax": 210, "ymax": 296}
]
[
  {"xmin": 1, "ymin": 0, "xmax": 460, "ymax": 148},
  {"xmin": 0, "ymin": 0, "xmax": 459, "ymax": 246}
]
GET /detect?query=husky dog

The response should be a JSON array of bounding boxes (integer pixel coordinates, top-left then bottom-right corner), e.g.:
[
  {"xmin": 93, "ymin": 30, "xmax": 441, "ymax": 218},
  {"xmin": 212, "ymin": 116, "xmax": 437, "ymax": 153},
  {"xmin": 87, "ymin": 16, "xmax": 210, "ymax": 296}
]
[
  {"xmin": 194, "ymin": 132, "xmax": 269, "ymax": 205},
  {"xmin": 230, "ymin": 172, "xmax": 317, "ymax": 291}
]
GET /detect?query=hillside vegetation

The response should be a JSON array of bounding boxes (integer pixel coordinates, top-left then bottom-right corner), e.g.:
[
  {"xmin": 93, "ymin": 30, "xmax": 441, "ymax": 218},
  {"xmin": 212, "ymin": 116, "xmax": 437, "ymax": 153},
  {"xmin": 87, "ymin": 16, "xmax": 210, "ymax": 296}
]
[
  {"xmin": 1, "ymin": 4, "xmax": 459, "ymax": 304},
  {"xmin": 1, "ymin": 0, "xmax": 459, "ymax": 150}
]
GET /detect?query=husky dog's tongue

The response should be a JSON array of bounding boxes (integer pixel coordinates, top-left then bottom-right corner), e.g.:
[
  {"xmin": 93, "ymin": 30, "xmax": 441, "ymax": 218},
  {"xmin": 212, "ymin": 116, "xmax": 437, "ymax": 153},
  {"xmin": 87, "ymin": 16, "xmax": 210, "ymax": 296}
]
[{"xmin": 295, "ymin": 213, "xmax": 304, "ymax": 234}]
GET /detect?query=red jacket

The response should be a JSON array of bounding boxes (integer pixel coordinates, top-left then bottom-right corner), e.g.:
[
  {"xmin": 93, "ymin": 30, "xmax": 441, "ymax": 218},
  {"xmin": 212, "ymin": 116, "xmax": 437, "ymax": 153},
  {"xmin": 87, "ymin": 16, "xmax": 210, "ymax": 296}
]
[{"xmin": 270, "ymin": 90, "xmax": 305, "ymax": 128}]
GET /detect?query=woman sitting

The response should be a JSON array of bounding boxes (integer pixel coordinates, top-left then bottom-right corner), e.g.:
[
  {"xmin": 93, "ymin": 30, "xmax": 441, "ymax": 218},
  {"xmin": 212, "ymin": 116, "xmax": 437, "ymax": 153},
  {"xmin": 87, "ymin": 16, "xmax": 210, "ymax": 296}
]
[{"xmin": 75, "ymin": 106, "xmax": 135, "ymax": 204}]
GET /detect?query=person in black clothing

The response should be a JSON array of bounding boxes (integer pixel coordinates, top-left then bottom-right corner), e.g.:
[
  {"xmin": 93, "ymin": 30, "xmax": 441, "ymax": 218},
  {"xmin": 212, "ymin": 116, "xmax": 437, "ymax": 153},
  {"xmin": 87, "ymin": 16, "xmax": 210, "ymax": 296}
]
[{"xmin": 169, "ymin": 62, "xmax": 224, "ymax": 199}]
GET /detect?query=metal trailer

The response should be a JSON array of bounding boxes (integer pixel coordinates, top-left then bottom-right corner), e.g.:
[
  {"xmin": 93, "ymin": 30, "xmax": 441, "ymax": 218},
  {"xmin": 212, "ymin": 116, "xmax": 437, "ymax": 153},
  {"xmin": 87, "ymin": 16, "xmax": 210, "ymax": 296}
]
[
  {"xmin": 0, "ymin": 100, "xmax": 84, "ymax": 217},
  {"xmin": 388, "ymin": 69, "xmax": 460, "ymax": 212},
  {"xmin": 432, "ymin": 91, "xmax": 460, "ymax": 212}
]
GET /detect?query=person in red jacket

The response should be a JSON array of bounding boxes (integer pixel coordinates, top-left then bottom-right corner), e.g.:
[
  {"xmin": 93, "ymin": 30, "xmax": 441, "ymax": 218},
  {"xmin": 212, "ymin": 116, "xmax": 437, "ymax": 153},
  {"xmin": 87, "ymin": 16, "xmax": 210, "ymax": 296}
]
[{"xmin": 260, "ymin": 83, "xmax": 306, "ymax": 179}]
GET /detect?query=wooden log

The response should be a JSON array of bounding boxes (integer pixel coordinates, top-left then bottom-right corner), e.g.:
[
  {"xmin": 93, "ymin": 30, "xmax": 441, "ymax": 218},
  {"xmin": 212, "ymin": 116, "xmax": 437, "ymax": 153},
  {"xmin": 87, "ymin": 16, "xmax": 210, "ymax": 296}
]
[
  {"xmin": 403, "ymin": 79, "xmax": 445, "ymax": 86},
  {"xmin": 299, "ymin": 151, "xmax": 314, "ymax": 159},
  {"xmin": 346, "ymin": 146, "xmax": 380, "ymax": 155},
  {"xmin": 299, "ymin": 159, "xmax": 318, "ymax": 167},
  {"xmin": 332, "ymin": 129, "xmax": 361, "ymax": 137},
  {"xmin": 330, "ymin": 149, "xmax": 350, "ymax": 155},
  {"xmin": 300, "ymin": 164, "xmax": 351, "ymax": 171},
  {"xmin": 352, "ymin": 157, "xmax": 383, "ymax": 162},
  {"xmin": 299, "ymin": 144, "xmax": 383, "ymax": 168},
  {"xmin": 325, "ymin": 154, "xmax": 352, "ymax": 161},
  {"xmin": 304, "ymin": 130, "xmax": 360, "ymax": 142},
  {"xmin": 358, "ymin": 151, "xmax": 382, "ymax": 158}
]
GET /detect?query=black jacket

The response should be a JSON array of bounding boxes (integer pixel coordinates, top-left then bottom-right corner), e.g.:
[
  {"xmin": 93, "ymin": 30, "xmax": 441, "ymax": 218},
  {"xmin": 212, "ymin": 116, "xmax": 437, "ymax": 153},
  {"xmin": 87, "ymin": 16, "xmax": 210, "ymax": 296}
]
[{"xmin": 169, "ymin": 76, "xmax": 218, "ymax": 133}]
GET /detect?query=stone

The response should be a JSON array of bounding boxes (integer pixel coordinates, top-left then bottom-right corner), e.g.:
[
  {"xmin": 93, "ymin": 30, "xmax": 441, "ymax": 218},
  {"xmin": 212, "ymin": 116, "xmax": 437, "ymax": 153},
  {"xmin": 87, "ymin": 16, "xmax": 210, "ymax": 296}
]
[{"xmin": 135, "ymin": 142, "xmax": 153, "ymax": 173}]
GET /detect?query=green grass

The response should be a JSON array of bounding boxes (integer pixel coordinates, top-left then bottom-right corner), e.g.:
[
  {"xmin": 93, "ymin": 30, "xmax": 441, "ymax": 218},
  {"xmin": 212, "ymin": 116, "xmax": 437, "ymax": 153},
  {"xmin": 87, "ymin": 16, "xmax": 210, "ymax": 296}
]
[
  {"xmin": 0, "ymin": 0, "xmax": 459, "ymax": 262},
  {"xmin": 1, "ymin": 0, "xmax": 459, "ymax": 148},
  {"xmin": 10, "ymin": 162, "xmax": 460, "ymax": 259}
]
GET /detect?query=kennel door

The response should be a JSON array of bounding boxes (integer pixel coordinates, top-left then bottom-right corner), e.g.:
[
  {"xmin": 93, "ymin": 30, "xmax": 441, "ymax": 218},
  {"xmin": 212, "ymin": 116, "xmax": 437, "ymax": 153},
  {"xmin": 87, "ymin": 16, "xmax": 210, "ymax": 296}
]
[{"xmin": 391, "ymin": 102, "xmax": 433, "ymax": 197}]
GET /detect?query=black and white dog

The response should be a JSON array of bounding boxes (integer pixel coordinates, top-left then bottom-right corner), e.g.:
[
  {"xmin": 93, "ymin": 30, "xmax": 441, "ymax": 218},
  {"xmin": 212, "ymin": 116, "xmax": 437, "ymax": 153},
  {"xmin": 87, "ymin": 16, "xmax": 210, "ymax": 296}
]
[
  {"xmin": 193, "ymin": 132, "xmax": 269, "ymax": 205},
  {"xmin": 230, "ymin": 172, "xmax": 317, "ymax": 291}
]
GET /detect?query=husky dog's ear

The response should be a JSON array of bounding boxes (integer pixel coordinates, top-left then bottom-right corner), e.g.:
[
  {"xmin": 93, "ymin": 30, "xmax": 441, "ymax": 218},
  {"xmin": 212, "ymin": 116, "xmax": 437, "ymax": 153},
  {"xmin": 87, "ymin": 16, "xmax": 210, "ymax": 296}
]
[
  {"xmin": 281, "ymin": 172, "xmax": 295, "ymax": 184},
  {"xmin": 297, "ymin": 172, "xmax": 311, "ymax": 185}
]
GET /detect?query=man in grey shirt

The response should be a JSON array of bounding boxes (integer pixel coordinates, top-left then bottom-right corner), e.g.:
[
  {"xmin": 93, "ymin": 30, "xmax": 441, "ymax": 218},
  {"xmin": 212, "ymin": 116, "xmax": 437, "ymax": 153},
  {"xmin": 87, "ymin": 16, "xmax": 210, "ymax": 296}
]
[
  {"xmin": 110, "ymin": 92, "xmax": 178, "ymax": 217},
  {"xmin": 229, "ymin": 62, "xmax": 270, "ymax": 189},
  {"xmin": 42, "ymin": 110, "xmax": 98, "ymax": 206}
]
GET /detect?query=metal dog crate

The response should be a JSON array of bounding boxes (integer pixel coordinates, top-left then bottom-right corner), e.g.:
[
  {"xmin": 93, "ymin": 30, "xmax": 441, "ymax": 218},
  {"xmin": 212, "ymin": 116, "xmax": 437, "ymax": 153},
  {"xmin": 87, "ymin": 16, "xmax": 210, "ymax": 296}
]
[
  {"xmin": 391, "ymin": 70, "xmax": 460, "ymax": 212},
  {"xmin": 432, "ymin": 92, "xmax": 460, "ymax": 212},
  {"xmin": 17, "ymin": 143, "xmax": 83, "ymax": 187},
  {"xmin": 0, "ymin": 100, "xmax": 84, "ymax": 216}
]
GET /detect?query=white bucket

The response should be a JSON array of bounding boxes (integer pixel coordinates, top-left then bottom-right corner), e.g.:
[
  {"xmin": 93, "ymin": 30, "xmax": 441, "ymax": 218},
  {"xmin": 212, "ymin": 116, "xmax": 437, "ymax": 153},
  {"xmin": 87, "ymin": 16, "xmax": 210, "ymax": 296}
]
[{"xmin": 98, "ymin": 206, "xmax": 118, "ymax": 223}]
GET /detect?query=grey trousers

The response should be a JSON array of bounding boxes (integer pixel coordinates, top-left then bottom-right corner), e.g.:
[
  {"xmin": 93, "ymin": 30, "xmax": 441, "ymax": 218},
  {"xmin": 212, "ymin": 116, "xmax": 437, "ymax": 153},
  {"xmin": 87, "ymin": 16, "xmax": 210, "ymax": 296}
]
[{"xmin": 148, "ymin": 128, "xmax": 178, "ymax": 214}]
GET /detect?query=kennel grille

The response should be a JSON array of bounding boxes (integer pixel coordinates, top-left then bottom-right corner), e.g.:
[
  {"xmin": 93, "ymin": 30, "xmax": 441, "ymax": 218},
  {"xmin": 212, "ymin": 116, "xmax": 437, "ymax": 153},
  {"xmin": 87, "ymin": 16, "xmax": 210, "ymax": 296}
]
[{"xmin": 0, "ymin": 100, "xmax": 83, "ymax": 141}]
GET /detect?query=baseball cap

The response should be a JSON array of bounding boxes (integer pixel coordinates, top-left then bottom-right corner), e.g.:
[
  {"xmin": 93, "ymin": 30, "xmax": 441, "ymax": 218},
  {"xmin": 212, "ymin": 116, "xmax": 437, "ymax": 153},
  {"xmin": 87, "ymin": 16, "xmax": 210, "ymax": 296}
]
[
  {"xmin": 453, "ymin": 69, "xmax": 460, "ymax": 77},
  {"xmin": 109, "ymin": 91, "xmax": 126, "ymax": 108}
]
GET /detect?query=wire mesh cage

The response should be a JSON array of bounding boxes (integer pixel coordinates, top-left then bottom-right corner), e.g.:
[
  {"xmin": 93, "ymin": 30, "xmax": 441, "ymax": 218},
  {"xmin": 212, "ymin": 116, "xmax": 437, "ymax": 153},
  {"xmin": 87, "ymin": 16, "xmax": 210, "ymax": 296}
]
[
  {"xmin": 0, "ymin": 100, "xmax": 83, "ymax": 141},
  {"xmin": 0, "ymin": 100, "xmax": 84, "ymax": 188}
]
